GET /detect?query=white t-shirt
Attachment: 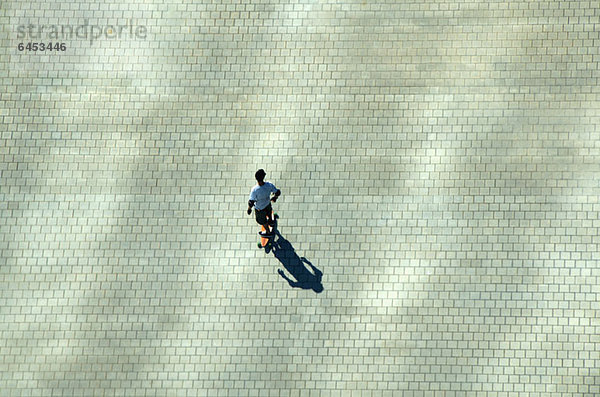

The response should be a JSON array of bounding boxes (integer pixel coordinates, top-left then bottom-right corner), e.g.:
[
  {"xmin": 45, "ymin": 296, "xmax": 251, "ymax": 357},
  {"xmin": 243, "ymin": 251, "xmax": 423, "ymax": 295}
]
[{"xmin": 249, "ymin": 182, "xmax": 278, "ymax": 210}]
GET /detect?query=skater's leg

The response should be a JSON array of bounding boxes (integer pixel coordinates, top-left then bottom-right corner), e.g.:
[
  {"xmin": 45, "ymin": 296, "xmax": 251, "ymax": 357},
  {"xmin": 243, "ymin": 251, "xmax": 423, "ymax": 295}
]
[
  {"xmin": 265, "ymin": 204, "xmax": 275, "ymax": 226},
  {"xmin": 256, "ymin": 205, "xmax": 273, "ymax": 235}
]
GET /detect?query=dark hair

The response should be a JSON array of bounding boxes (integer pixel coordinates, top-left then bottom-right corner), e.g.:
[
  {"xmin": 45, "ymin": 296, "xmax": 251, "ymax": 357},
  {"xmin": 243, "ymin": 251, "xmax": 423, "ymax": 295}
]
[{"xmin": 255, "ymin": 169, "xmax": 266, "ymax": 181}]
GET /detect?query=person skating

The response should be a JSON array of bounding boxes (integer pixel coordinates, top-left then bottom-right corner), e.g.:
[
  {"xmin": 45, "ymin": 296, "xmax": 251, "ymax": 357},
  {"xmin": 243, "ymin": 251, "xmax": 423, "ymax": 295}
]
[{"xmin": 247, "ymin": 169, "xmax": 280, "ymax": 236}]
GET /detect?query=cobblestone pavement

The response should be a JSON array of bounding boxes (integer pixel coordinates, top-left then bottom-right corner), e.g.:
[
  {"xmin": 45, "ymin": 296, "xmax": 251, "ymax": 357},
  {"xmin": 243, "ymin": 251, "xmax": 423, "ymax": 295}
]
[{"xmin": 2, "ymin": 0, "xmax": 599, "ymax": 395}]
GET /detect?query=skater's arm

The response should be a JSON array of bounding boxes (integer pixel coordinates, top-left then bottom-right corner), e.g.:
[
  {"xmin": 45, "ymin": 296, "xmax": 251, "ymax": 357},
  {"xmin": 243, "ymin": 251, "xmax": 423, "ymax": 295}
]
[
  {"xmin": 271, "ymin": 189, "xmax": 281, "ymax": 202},
  {"xmin": 247, "ymin": 200, "xmax": 255, "ymax": 215}
]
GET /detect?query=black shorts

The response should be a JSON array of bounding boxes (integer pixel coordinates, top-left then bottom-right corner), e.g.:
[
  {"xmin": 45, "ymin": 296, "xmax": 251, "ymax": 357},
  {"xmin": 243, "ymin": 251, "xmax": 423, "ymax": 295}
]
[{"xmin": 255, "ymin": 203, "xmax": 272, "ymax": 225}]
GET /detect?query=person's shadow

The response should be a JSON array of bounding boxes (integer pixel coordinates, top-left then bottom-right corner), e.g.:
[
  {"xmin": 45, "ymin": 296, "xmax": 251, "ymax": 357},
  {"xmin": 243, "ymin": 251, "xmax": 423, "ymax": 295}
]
[{"xmin": 271, "ymin": 231, "xmax": 324, "ymax": 293}]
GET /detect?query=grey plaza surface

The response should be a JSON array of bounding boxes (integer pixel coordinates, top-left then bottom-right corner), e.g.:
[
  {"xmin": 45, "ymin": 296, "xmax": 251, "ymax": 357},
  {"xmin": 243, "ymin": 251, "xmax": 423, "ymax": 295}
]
[{"xmin": 1, "ymin": 0, "xmax": 600, "ymax": 396}]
